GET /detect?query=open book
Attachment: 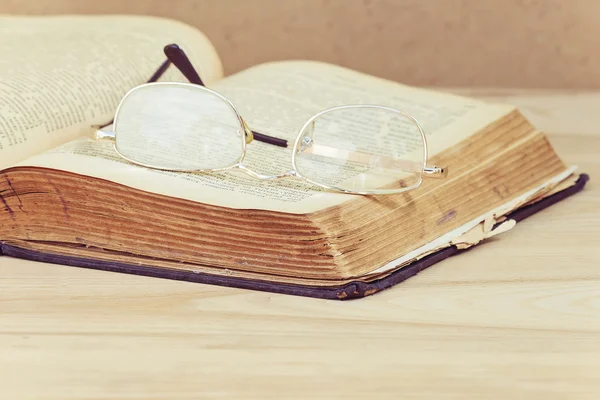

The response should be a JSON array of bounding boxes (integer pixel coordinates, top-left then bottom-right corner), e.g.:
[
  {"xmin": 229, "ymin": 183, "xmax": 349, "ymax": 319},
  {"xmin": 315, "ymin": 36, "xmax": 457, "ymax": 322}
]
[{"xmin": 0, "ymin": 15, "xmax": 589, "ymax": 299}]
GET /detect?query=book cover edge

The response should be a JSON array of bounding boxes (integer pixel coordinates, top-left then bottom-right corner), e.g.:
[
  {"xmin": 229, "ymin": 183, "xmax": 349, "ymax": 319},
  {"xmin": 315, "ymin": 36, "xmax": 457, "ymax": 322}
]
[{"xmin": 0, "ymin": 173, "xmax": 590, "ymax": 300}]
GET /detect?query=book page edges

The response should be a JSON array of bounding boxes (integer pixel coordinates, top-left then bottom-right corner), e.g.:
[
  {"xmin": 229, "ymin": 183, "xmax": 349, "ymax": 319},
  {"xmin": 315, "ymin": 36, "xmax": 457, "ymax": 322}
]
[
  {"xmin": 365, "ymin": 166, "xmax": 578, "ymax": 277},
  {"xmin": 0, "ymin": 167, "xmax": 580, "ymax": 289}
]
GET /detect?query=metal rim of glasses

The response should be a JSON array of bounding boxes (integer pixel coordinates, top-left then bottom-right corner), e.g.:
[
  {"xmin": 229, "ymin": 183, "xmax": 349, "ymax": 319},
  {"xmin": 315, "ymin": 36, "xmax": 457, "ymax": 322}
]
[
  {"xmin": 290, "ymin": 104, "xmax": 428, "ymax": 195},
  {"xmin": 99, "ymin": 81, "xmax": 445, "ymax": 196},
  {"xmin": 111, "ymin": 82, "xmax": 249, "ymax": 173}
]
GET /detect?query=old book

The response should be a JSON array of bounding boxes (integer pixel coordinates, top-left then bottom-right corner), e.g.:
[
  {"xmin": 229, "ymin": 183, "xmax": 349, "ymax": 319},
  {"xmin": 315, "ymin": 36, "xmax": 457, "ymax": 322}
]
[{"xmin": 0, "ymin": 15, "xmax": 589, "ymax": 299}]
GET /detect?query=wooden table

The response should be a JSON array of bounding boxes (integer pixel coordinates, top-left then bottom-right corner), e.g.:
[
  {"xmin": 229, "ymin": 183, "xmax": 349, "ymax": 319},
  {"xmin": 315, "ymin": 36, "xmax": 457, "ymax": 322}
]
[{"xmin": 1, "ymin": 90, "xmax": 599, "ymax": 399}]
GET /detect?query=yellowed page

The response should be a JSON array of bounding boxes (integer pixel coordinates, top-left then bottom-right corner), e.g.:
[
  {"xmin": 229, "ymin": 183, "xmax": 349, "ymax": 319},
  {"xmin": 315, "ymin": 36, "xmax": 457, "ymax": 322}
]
[
  {"xmin": 0, "ymin": 15, "xmax": 223, "ymax": 169},
  {"xmin": 18, "ymin": 61, "xmax": 514, "ymax": 213},
  {"xmin": 365, "ymin": 166, "xmax": 578, "ymax": 277}
]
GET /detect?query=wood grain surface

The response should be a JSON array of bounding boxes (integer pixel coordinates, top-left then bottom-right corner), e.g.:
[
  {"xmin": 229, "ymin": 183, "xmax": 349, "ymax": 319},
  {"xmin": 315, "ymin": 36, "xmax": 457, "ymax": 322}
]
[{"xmin": 1, "ymin": 90, "xmax": 599, "ymax": 399}]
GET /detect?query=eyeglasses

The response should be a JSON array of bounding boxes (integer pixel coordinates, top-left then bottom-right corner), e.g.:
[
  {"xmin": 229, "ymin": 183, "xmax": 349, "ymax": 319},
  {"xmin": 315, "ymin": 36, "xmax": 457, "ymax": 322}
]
[{"xmin": 94, "ymin": 44, "xmax": 448, "ymax": 195}]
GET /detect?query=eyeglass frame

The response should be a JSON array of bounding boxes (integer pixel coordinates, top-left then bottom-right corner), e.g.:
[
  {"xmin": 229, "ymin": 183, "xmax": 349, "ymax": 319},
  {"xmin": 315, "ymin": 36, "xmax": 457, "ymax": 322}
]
[{"xmin": 94, "ymin": 44, "xmax": 448, "ymax": 195}]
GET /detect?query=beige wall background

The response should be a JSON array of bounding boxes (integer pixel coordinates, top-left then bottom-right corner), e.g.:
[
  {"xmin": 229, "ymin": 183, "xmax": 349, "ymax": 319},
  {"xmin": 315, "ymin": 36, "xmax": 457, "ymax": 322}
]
[{"xmin": 2, "ymin": 0, "xmax": 598, "ymax": 88}]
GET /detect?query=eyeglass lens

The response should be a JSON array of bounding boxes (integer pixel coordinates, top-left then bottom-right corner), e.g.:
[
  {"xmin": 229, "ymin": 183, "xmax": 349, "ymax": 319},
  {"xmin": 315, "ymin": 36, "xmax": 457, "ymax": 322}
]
[
  {"xmin": 114, "ymin": 84, "xmax": 244, "ymax": 171},
  {"xmin": 294, "ymin": 107, "xmax": 425, "ymax": 192}
]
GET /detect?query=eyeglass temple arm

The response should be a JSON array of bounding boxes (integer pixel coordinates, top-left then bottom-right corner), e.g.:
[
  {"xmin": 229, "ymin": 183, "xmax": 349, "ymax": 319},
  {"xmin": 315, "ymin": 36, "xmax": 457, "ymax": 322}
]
[
  {"xmin": 162, "ymin": 44, "xmax": 288, "ymax": 148},
  {"xmin": 163, "ymin": 44, "xmax": 204, "ymax": 85},
  {"xmin": 147, "ymin": 58, "xmax": 172, "ymax": 83},
  {"xmin": 303, "ymin": 143, "xmax": 448, "ymax": 179}
]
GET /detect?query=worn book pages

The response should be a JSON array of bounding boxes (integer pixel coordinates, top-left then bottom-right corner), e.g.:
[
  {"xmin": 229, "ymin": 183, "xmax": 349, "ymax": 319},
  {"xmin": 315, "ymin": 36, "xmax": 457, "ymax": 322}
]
[
  {"xmin": 0, "ymin": 15, "xmax": 223, "ymax": 170},
  {"xmin": 18, "ymin": 61, "xmax": 515, "ymax": 213},
  {"xmin": 363, "ymin": 166, "xmax": 578, "ymax": 279}
]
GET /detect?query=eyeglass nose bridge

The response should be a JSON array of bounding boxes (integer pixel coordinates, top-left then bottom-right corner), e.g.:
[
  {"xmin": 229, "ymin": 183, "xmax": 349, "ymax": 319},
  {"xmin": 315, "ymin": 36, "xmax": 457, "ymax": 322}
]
[{"xmin": 236, "ymin": 163, "xmax": 298, "ymax": 181}]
